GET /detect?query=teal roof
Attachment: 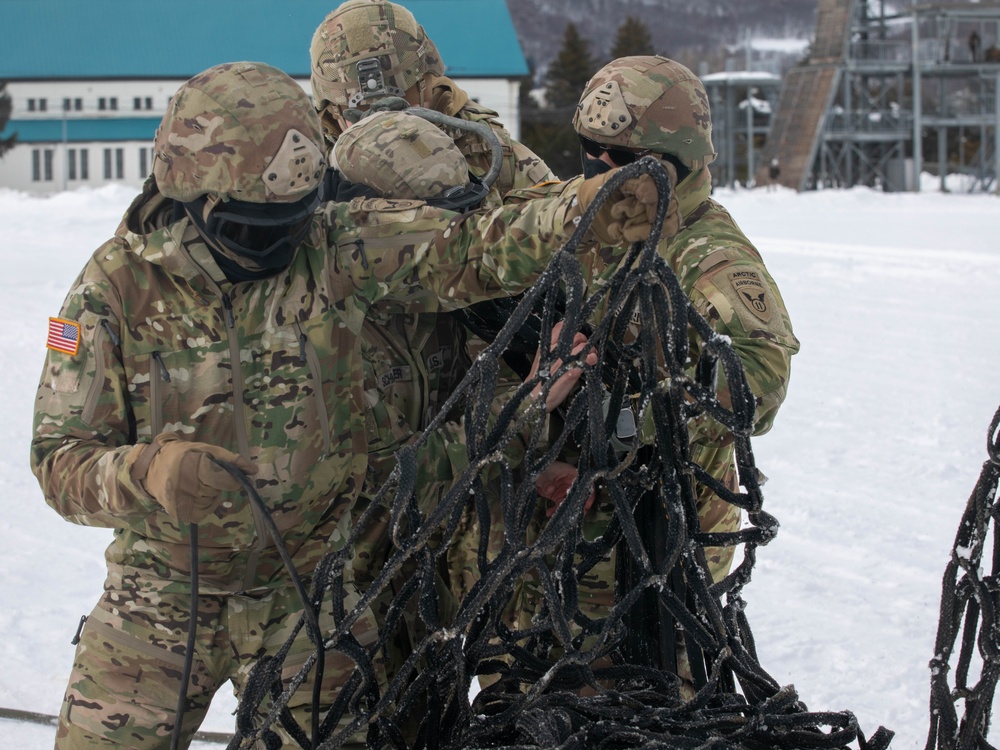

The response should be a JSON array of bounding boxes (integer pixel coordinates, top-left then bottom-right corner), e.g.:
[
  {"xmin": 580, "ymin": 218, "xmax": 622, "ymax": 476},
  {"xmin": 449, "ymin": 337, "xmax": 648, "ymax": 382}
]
[
  {"xmin": 0, "ymin": 0, "xmax": 527, "ymax": 80},
  {"xmin": 1, "ymin": 118, "xmax": 163, "ymax": 143}
]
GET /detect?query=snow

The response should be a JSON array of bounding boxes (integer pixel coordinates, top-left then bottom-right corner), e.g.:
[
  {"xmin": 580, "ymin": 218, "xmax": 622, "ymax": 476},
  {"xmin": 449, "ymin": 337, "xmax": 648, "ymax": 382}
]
[{"xmin": 1, "ymin": 179, "xmax": 999, "ymax": 747}]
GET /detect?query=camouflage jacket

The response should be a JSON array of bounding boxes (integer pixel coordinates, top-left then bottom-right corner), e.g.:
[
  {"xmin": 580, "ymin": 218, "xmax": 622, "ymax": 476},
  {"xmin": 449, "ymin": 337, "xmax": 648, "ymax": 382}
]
[
  {"xmin": 351, "ymin": 80, "xmax": 556, "ymax": 493},
  {"xmin": 30, "ymin": 178, "xmax": 589, "ymax": 595},
  {"xmin": 506, "ymin": 166, "xmax": 798, "ymax": 584},
  {"xmin": 597, "ymin": 165, "xmax": 799, "ymax": 438}
]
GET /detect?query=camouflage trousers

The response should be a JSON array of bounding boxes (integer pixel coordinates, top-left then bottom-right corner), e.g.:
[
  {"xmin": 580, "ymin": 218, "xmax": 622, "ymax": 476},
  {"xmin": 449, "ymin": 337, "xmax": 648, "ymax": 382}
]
[{"xmin": 54, "ymin": 572, "xmax": 385, "ymax": 749}]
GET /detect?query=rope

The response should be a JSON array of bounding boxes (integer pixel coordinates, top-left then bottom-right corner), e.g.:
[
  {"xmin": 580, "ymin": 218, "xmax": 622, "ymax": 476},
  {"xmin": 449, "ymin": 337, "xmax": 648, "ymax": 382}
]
[
  {"xmin": 224, "ymin": 157, "xmax": 893, "ymax": 750},
  {"xmin": 925, "ymin": 404, "xmax": 1000, "ymax": 750}
]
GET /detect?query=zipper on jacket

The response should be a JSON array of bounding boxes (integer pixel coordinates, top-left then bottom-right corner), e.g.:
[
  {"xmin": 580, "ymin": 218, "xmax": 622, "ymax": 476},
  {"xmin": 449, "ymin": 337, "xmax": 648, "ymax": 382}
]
[
  {"xmin": 80, "ymin": 321, "xmax": 108, "ymax": 425},
  {"xmin": 150, "ymin": 351, "xmax": 169, "ymax": 437},
  {"xmin": 220, "ymin": 287, "xmax": 268, "ymax": 590},
  {"xmin": 355, "ymin": 238, "xmax": 369, "ymax": 270},
  {"xmin": 100, "ymin": 319, "xmax": 121, "ymax": 347},
  {"xmin": 221, "ymin": 293, "xmax": 235, "ymax": 329},
  {"xmin": 295, "ymin": 320, "xmax": 333, "ymax": 457},
  {"xmin": 151, "ymin": 351, "xmax": 171, "ymax": 383}
]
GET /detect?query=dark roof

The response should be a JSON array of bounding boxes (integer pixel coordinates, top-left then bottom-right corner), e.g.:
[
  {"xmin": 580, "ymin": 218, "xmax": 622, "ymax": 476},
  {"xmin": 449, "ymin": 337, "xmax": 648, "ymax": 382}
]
[{"xmin": 0, "ymin": 0, "xmax": 528, "ymax": 80}]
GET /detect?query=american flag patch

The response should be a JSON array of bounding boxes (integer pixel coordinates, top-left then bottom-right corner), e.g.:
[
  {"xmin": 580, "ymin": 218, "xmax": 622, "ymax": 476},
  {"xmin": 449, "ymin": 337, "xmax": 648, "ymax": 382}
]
[{"xmin": 47, "ymin": 317, "xmax": 81, "ymax": 356}]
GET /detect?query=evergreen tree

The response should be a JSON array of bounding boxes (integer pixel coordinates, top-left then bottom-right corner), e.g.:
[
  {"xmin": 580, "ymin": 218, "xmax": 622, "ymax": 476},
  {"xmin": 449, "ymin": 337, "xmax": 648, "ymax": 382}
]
[
  {"xmin": 544, "ymin": 22, "xmax": 595, "ymax": 110},
  {"xmin": 519, "ymin": 59, "xmax": 539, "ymax": 113},
  {"xmin": 611, "ymin": 16, "xmax": 656, "ymax": 59},
  {"xmin": 0, "ymin": 82, "xmax": 16, "ymax": 159}
]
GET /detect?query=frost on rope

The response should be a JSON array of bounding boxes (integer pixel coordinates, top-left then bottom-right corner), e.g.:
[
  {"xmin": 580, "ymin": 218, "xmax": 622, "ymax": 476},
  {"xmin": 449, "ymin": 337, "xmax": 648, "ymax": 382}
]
[
  {"xmin": 227, "ymin": 159, "xmax": 893, "ymax": 750},
  {"xmin": 926, "ymin": 404, "xmax": 1000, "ymax": 750}
]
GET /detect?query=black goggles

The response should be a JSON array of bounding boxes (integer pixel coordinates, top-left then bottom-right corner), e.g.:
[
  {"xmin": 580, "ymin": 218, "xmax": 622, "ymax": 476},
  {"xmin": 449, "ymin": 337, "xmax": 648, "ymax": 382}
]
[
  {"xmin": 187, "ymin": 189, "xmax": 321, "ymax": 259},
  {"xmin": 578, "ymin": 134, "xmax": 649, "ymax": 166}
]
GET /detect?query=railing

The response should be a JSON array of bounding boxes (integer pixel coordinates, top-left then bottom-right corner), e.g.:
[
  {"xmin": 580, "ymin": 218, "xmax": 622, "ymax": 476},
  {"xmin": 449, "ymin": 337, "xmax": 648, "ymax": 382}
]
[
  {"xmin": 823, "ymin": 108, "xmax": 913, "ymax": 135},
  {"xmin": 849, "ymin": 39, "xmax": 912, "ymax": 64}
]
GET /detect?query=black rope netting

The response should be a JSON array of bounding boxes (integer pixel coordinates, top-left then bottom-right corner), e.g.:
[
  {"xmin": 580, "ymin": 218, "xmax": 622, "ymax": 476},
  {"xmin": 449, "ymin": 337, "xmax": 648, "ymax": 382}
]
[
  {"xmin": 926, "ymin": 405, "xmax": 1000, "ymax": 750},
  {"xmin": 225, "ymin": 159, "xmax": 893, "ymax": 750}
]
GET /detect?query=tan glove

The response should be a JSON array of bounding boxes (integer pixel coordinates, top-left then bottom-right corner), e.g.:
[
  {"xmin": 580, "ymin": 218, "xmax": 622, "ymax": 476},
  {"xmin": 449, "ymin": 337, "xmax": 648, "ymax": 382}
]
[
  {"xmin": 576, "ymin": 161, "xmax": 681, "ymax": 245},
  {"xmin": 131, "ymin": 433, "xmax": 258, "ymax": 524}
]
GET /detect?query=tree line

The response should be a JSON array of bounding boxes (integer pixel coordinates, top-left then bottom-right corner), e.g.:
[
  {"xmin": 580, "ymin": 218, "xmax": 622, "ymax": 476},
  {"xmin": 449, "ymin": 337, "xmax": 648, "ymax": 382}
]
[{"xmin": 521, "ymin": 17, "xmax": 658, "ymax": 179}]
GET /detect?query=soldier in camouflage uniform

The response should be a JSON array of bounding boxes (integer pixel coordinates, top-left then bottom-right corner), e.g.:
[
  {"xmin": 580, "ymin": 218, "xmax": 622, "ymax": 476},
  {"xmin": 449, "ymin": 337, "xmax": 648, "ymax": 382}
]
[
  {"xmin": 498, "ymin": 56, "xmax": 800, "ymax": 693},
  {"xmin": 332, "ymin": 110, "xmax": 601, "ymax": 707},
  {"xmin": 30, "ymin": 61, "xmax": 661, "ymax": 749},
  {"xmin": 309, "ymin": 0, "xmax": 557, "ymax": 614},
  {"xmin": 309, "ymin": 0, "xmax": 554, "ymax": 192}
]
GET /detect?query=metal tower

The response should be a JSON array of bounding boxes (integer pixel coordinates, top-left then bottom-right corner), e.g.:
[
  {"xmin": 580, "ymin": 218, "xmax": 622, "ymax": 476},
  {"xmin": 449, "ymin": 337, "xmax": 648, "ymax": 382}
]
[{"xmin": 757, "ymin": 0, "xmax": 1000, "ymax": 193}]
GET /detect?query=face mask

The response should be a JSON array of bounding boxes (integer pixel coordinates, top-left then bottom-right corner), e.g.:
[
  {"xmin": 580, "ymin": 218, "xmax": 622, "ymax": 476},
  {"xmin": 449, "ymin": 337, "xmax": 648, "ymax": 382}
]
[
  {"xmin": 581, "ymin": 153, "xmax": 614, "ymax": 180},
  {"xmin": 184, "ymin": 191, "xmax": 319, "ymax": 279}
]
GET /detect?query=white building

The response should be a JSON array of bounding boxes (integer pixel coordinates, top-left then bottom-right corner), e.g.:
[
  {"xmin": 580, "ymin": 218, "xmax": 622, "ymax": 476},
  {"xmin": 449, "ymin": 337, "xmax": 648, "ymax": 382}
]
[{"xmin": 0, "ymin": 0, "xmax": 529, "ymax": 194}]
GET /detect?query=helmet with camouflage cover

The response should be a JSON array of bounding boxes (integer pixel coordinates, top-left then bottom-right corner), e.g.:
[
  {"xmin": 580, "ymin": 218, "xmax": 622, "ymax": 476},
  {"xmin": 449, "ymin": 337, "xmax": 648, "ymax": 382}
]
[
  {"xmin": 573, "ymin": 55, "xmax": 716, "ymax": 170},
  {"xmin": 153, "ymin": 61, "xmax": 326, "ymax": 204},
  {"xmin": 153, "ymin": 62, "xmax": 327, "ymax": 265},
  {"xmin": 335, "ymin": 110, "xmax": 487, "ymax": 211},
  {"xmin": 310, "ymin": 0, "xmax": 445, "ymax": 141}
]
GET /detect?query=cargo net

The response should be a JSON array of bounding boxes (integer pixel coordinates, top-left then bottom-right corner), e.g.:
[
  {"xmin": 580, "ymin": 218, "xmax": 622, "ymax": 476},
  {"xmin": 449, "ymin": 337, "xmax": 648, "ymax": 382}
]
[
  {"xmin": 228, "ymin": 159, "xmax": 893, "ymax": 750},
  {"xmin": 927, "ymin": 405, "xmax": 1000, "ymax": 750}
]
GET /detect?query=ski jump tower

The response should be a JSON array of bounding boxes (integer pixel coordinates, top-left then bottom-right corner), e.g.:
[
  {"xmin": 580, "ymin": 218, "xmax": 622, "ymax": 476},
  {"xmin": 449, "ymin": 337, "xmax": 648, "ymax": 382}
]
[{"xmin": 757, "ymin": 0, "xmax": 1000, "ymax": 192}]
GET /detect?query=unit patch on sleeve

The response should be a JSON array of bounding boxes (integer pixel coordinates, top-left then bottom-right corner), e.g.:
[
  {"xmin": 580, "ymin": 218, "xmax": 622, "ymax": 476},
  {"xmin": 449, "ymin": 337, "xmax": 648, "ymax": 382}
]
[
  {"xmin": 728, "ymin": 270, "xmax": 772, "ymax": 323},
  {"xmin": 47, "ymin": 317, "xmax": 81, "ymax": 355}
]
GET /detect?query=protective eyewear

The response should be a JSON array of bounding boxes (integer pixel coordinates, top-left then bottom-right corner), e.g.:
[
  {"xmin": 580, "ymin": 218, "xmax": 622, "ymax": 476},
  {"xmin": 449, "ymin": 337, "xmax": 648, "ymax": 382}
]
[{"xmin": 578, "ymin": 134, "xmax": 648, "ymax": 166}]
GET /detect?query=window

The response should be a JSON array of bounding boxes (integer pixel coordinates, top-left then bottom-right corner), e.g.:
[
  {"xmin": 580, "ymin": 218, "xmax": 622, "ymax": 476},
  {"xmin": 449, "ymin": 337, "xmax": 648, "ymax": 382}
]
[
  {"xmin": 63, "ymin": 98, "xmax": 71, "ymax": 112},
  {"xmin": 80, "ymin": 149, "xmax": 89, "ymax": 180},
  {"xmin": 103, "ymin": 148, "xmax": 112, "ymax": 179},
  {"xmin": 27, "ymin": 99, "xmax": 36, "ymax": 112},
  {"xmin": 138, "ymin": 147, "xmax": 149, "ymax": 178},
  {"xmin": 68, "ymin": 149, "xmax": 77, "ymax": 181},
  {"xmin": 133, "ymin": 96, "xmax": 141, "ymax": 111},
  {"xmin": 98, "ymin": 97, "xmax": 106, "ymax": 111},
  {"xmin": 115, "ymin": 148, "xmax": 124, "ymax": 179},
  {"xmin": 144, "ymin": 96, "xmax": 153, "ymax": 110},
  {"xmin": 109, "ymin": 97, "xmax": 118, "ymax": 111},
  {"xmin": 43, "ymin": 149, "xmax": 54, "ymax": 181},
  {"xmin": 31, "ymin": 150, "xmax": 41, "ymax": 181},
  {"xmin": 39, "ymin": 98, "xmax": 47, "ymax": 112},
  {"xmin": 74, "ymin": 98, "xmax": 82, "ymax": 111}
]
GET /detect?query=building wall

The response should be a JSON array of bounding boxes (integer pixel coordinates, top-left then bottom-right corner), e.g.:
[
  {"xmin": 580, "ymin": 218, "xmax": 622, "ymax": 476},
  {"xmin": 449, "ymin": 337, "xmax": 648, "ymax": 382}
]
[{"xmin": 0, "ymin": 77, "xmax": 523, "ymax": 194}]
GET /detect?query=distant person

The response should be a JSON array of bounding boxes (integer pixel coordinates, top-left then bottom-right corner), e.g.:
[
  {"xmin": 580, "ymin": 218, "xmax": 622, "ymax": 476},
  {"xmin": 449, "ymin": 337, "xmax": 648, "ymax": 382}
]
[
  {"xmin": 768, "ymin": 156, "xmax": 781, "ymax": 191},
  {"xmin": 970, "ymin": 29, "xmax": 982, "ymax": 62}
]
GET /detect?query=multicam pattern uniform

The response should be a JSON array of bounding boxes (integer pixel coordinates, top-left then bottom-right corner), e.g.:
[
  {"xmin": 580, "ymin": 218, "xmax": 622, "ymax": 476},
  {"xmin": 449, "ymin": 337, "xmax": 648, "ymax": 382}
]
[
  {"xmin": 494, "ymin": 165, "xmax": 800, "ymax": 688},
  {"xmin": 327, "ymin": 88, "xmax": 555, "ymax": 644},
  {"xmin": 31, "ymin": 172, "xmax": 591, "ymax": 748},
  {"xmin": 310, "ymin": 4, "xmax": 555, "ymax": 621}
]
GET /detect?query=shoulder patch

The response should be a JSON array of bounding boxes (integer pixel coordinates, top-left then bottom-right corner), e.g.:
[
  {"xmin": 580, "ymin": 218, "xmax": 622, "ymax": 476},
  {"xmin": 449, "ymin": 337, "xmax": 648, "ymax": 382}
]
[
  {"xmin": 727, "ymin": 269, "xmax": 772, "ymax": 323},
  {"xmin": 47, "ymin": 317, "xmax": 81, "ymax": 355}
]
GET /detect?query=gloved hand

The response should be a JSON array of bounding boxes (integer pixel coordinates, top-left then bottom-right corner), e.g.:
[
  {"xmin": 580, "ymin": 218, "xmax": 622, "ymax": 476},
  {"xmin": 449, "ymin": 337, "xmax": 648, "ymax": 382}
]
[
  {"xmin": 131, "ymin": 433, "xmax": 258, "ymax": 524},
  {"xmin": 576, "ymin": 160, "xmax": 681, "ymax": 246}
]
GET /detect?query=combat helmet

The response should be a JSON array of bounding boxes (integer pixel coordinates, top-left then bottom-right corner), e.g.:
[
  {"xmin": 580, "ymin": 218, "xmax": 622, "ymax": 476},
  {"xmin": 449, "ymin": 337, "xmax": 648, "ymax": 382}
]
[
  {"xmin": 310, "ymin": 0, "xmax": 445, "ymax": 140},
  {"xmin": 573, "ymin": 56, "xmax": 716, "ymax": 171},
  {"xmin": 334, "ymin": 110, "xmax": 487, "ymax": 212},
  {"xmin": 153, "ymin": 62, "xmax": 326, "ymax": 264}
]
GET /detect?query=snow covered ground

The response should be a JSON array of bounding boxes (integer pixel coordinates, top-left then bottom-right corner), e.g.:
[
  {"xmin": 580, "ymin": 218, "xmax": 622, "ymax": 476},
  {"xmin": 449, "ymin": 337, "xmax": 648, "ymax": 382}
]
[{"xmin": 1, "ymin": 178, "xmax": 998, "ymax": 747}]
